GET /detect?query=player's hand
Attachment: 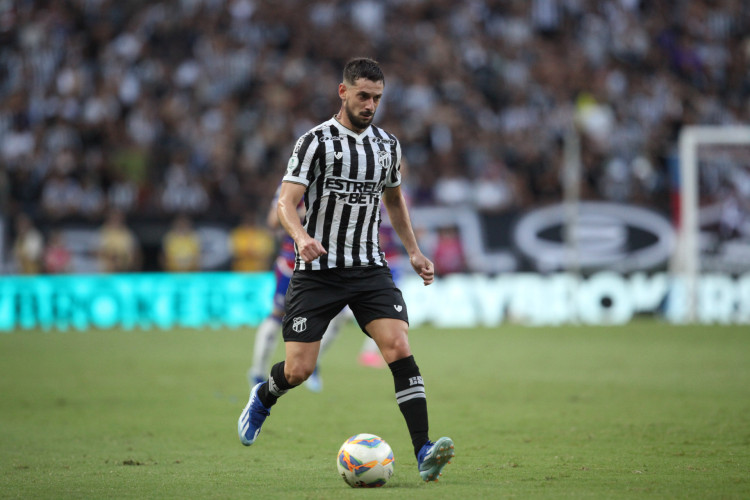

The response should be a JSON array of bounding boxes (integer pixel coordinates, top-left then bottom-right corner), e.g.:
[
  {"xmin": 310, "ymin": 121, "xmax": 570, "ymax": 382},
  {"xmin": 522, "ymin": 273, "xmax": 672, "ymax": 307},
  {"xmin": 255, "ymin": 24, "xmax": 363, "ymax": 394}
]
[
  {"xmin": 297, "ymin": 235, "xmax": 327, "ymax": 263},
  {"xmin": 409, "ymin": 253, "xmax": 434, "ymax": 286}
]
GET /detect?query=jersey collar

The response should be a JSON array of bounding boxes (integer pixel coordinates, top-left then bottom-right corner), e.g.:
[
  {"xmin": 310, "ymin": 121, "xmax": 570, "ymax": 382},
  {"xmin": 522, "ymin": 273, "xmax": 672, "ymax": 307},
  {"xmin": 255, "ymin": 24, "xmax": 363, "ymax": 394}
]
[{"xmin": 330, "ymin": 115, "xmax": 371, "ymax": 142}]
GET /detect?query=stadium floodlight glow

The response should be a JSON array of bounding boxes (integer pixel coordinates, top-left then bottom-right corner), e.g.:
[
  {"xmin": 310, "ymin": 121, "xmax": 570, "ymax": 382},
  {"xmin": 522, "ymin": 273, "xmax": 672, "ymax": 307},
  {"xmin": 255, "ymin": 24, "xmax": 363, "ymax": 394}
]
[{"xmin": 674, "ymin": 125, "xmax": 750, "ymax": 322}]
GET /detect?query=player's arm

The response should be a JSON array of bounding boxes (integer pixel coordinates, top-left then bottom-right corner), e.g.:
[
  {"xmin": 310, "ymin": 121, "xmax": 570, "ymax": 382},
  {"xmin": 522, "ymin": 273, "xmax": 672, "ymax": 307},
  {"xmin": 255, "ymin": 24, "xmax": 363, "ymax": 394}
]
[
  {"xmin": 277, "ymin": 181, "xmax": 327, "ymax": 263},
  {"xmin": 266, "ymin": 198, "xmax": 280, "ymax": 229},
  {"xmin": 269, "ymin": 189, "xmax": 306, "ymax": 230},
  {"xmin": 383, "ymin": 185, "xmax": 434, "ymax": 286}
]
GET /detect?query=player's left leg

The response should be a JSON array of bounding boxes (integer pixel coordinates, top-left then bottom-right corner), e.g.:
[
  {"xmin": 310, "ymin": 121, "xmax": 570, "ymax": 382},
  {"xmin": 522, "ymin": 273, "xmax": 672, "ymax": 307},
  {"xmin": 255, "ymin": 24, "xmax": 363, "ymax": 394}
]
[
  {"xmin": 366, "ymin": 318, "xmax": 454, "ymax": 481},
  {"xmin": 366, "ymin": 319, "xmax": 426, "ymax": 450}
]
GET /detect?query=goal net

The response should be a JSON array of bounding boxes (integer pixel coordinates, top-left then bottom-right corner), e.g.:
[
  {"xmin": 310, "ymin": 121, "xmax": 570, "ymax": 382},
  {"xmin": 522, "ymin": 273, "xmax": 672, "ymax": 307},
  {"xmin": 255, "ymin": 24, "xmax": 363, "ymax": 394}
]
[{"xmin": 669, "ymin": 126, "xmax": 750, "ymax": 323}]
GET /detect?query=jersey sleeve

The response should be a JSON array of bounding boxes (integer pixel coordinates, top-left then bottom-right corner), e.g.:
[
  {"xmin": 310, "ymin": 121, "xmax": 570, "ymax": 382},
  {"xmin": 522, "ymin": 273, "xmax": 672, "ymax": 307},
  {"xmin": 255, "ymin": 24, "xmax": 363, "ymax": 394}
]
[
  {"xmin": 283, "ymin": 131, "xmax": 318, "ymax": 186},
  {"xmin": 385, "ymin": 139, "xmax": 402, "ymax": 188}
]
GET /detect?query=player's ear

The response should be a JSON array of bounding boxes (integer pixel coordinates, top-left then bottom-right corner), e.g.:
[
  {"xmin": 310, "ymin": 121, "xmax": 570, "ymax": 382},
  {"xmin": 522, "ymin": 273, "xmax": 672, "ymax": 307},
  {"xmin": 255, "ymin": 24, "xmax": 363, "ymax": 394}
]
[{"xmin": 338, "ymin": 83, "xmax": 347, "ymax": 101}]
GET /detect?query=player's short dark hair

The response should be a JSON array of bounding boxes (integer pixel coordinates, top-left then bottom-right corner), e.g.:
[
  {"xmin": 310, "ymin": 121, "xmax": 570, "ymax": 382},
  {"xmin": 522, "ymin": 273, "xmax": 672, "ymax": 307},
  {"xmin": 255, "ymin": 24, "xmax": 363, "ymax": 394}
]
[{"xmin": 343, "ymin": 57, "xmax": 384, "ymax": 86}]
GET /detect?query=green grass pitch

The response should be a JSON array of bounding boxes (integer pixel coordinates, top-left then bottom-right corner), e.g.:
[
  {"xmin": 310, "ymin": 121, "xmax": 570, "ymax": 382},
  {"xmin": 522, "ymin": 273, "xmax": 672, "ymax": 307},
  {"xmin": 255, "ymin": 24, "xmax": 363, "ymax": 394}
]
[{"xmin": 1, "ymin": 321, "xmax": 749, "ymax": 499}]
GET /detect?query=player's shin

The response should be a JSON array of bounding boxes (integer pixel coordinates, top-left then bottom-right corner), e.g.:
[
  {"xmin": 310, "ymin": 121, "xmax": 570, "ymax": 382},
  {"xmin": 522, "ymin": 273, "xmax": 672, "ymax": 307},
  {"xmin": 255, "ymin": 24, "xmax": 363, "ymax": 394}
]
[
  {"xmin": 389, "ymin": 355, "xmax": 429, "ymax": 456},
  {"xmin": 258, "ymin": 361, "xmax": 296, "ymax": 407}
]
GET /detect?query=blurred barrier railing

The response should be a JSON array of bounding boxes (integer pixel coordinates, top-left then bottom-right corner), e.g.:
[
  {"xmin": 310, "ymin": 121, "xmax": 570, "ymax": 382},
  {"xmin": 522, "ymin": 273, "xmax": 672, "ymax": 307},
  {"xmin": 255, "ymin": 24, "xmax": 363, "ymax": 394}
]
[
  {"xmin": 399, "ymin": 272, "xmax": 750, "ymax": 327},
  {"xmin": 2, "ymin": 271, "xmax": 748, "ymax": 331},
  {"xmin": 0, "ymin": 272, "xmax": 274, "ymax": 332}
]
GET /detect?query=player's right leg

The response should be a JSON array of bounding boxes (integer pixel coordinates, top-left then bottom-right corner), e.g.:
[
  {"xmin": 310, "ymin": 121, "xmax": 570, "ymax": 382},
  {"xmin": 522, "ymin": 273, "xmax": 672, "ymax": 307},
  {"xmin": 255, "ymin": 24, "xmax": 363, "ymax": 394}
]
[
  {"xmin": 239, "ymin": 271, "xmax": 346, "ymax": 446},
  {"xmin": 238, "ymin": 380, "xmax": 271, "ymax": 446},
  {"xmin": 239, "ymin": 265, "xmax": 291, "ymax": 445},
  {"xmin": 239, "ymin": 342, "xmax": 319, "ymax": 446}
]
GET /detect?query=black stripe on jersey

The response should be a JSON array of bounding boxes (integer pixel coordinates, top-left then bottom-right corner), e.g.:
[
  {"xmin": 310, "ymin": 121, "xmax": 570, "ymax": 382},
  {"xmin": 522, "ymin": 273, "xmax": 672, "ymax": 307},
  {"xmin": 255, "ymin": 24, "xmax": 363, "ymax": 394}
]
[
  {"xmin": 385, "ymin": 130, "xmax": 400, "ymax": 184},
  {"xmin": 291, "ymin": 133, "xmax": 317, "ymax": 177},
  {"xmin": 331, "ymin": 126, "xmax": 344, "ymax": 177},
  {"xmin": 389, "ymin": 163, "xmax": 399, "ymax": 184},
  {"xmin": 365, "ymin": 200, "xmax": 378, "ymax": 266},
  {"xmin": 351, "ymin": 208, "xmax": 367, "ymax": 267},
  {"xmin": 347, "ymin": 136, "xmax": 359, "ymax": 180},
  {"xmin": 318, "ymin": 194, "xmax": 338, "ymax": 270},
  {"xmin": 310, "ymin": 130, "xmax": 327, "ymax": 185},
  {"xmin": 364, "ymin": 136, "xmax": 376, "ymax": 180},
  {"xmin": 336, "ymin": 204, "xmax": 352, "ymax": 268}
]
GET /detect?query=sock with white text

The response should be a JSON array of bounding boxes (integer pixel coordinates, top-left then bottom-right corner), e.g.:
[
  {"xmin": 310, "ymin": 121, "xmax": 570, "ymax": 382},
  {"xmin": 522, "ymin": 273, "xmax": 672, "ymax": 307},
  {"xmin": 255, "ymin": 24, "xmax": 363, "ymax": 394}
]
[{"xmin": 389, "ymin": 355, "xmax": 429, "ymax": 457}]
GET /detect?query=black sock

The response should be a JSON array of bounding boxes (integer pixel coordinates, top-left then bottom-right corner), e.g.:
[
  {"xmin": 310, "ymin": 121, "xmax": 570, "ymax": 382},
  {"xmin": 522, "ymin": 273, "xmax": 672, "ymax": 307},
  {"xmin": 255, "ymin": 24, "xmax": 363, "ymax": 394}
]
[
  {"xmin": 258, "ymin": 361, "xmax": 296, "ymax": 408},
  {"xmin": 389, "ymin": 355, "xmax": 429, "ymax": 457}
]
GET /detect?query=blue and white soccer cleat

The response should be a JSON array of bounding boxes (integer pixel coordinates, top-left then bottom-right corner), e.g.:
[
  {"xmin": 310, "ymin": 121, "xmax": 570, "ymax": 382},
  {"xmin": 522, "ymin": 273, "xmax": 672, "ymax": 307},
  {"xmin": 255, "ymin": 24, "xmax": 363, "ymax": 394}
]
[
  {"xmin": 417, "ymin": 436, "xmax": 455, "ymax": 482},
  {"xmin": 238, "ymin": 382, "xmax": 271, "ymax": 446},
  {"xmin": 305, "ymin": 365, "xmax": 323, "ymax": 393}
]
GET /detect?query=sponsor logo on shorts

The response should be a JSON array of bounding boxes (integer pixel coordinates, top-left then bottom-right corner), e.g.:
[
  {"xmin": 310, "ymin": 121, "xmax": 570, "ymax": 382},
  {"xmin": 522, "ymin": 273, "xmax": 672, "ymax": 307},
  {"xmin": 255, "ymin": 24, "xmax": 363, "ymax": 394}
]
[
  {"xmin": 394, "ymin": 305, "xmax": 403, "ymax": 312},
  {"xmin": 292, "ymin": 316, "xmax": 308, "ymax": 332}
]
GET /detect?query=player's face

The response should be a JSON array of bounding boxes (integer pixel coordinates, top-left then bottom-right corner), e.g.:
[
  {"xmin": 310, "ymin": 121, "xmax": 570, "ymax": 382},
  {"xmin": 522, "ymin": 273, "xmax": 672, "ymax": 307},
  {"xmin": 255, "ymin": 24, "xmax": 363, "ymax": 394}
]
[{"xmin": 341, "ymin": 78, "xmax": 383, "ymax": 132}]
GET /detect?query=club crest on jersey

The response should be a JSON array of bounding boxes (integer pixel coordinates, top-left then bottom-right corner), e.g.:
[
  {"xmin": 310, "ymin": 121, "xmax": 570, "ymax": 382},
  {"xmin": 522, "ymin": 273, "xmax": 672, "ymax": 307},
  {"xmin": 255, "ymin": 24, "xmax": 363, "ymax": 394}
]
[
  {"xmin": 334, "ymin": 151, "xmax": 343, "ymax": 160},
  {"xmin": 292, "ymin": 316, "xmax": 308, "ymax": 333},
  {"xmin": 377, "ymin": 150, "xmax": 392, "ymax": 170}
]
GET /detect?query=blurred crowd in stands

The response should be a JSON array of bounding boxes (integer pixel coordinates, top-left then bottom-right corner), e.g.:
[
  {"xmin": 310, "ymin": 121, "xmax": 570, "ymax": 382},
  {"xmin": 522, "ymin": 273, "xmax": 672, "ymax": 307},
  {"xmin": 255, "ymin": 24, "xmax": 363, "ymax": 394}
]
[{"xmin": 2, "ymin": 0, "xmax": 750, "ymax": 273}]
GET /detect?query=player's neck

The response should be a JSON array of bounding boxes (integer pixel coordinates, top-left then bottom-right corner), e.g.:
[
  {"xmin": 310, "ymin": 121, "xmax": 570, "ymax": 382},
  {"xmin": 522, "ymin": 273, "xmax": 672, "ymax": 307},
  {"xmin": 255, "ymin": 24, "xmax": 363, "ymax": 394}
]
[{"xmin": 334, "ymin": 112, "xmax": 366, "ymax": 135}]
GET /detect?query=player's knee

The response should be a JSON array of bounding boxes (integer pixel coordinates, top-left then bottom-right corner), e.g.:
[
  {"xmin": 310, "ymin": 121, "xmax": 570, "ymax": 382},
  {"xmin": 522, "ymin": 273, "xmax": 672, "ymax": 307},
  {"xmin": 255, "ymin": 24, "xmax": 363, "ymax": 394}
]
[
  {"xmin": 285, "ymin": 362, "xmax": 315, "ymax": 386},
  {"xmin": 379, "ymin": 333, "xmax": 411, "ymax": 363},
  {"xmin": 391, "ymin": 336, "xmax": 411, "ymax": 358}
]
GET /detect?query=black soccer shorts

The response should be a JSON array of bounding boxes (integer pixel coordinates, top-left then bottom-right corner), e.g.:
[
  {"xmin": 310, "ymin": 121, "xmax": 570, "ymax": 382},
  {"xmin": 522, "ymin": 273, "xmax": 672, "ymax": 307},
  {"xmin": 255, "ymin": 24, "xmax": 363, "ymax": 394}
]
[{"xmin": 281, "ymin": 265, "xmax": 409, "ymax": 342}]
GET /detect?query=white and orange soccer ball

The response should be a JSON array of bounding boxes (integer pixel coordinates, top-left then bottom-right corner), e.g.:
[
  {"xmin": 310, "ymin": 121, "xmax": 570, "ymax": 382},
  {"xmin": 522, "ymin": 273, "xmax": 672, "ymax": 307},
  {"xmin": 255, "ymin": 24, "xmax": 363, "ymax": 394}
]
[{"xmin": 336, "ymin": 433, "xmax": 395, "ymax": 487}]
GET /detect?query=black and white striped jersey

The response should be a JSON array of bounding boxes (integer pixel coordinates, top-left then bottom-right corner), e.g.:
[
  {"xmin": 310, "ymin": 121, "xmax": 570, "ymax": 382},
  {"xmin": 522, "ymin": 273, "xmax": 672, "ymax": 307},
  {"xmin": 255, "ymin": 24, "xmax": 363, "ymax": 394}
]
[{"xmin": 282, "ymin": 116, "xmax": 402, "ymax": 271}]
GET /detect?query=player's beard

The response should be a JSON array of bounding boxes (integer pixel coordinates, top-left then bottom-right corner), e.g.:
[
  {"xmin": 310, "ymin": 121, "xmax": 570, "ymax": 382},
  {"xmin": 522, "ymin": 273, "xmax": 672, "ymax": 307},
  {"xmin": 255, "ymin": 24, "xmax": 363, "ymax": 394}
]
[{"xmin": 345, "ymin": 102, "xmax": 374, "ymax": 132}]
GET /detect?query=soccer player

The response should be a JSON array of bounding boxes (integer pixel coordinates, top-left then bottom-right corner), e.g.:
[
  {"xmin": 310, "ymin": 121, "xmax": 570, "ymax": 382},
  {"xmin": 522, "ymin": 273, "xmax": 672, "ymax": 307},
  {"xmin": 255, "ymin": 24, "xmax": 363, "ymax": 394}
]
[{"xmin": 238, "ymin": 57, "xmax": 454, "ymax": 482}]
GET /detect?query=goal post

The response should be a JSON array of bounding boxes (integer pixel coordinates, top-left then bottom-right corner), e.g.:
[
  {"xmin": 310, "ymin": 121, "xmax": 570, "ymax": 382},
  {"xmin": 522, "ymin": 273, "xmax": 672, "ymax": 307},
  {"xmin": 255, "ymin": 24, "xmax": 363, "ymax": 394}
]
[{"xmin": 673, "ymin": 125, "xmax": 750, "ymax": 322}]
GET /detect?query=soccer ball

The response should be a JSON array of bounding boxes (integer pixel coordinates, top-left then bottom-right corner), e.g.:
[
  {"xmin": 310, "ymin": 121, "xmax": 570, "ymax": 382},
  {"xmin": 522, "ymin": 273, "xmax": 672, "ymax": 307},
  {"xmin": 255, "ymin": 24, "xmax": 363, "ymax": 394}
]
[{"xmin": 336, "ymin": 433, "xmax": 394, "ymax": 487}]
